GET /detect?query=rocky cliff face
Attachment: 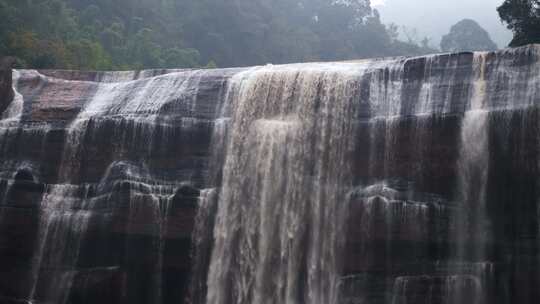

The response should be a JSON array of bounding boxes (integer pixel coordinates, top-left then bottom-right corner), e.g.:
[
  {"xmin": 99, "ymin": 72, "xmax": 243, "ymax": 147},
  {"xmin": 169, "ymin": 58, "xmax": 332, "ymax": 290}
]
[
  {"xmin": 0, "ymin": 46, "xmax": 538, "ymax": 304},
  {"xmin": 0, "ymin": 58, "xmax": 14, "ymax": 116}
]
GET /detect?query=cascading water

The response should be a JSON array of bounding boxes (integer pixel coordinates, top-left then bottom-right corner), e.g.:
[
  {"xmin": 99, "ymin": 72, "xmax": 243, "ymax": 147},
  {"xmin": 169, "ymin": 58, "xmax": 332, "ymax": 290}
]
[
  {"xmin": 190, "ymin": 188, "xmax": 219, "ymax": 304},
  {"xmin": 451, "ymin": 53, "xmax": 490, "ymax": 304},
  {"xmin": 16, "ymin": 69, "xmax": 217, "ymax": 304},
  {"xmin": 0, "ymin": 46, "xmax": 539, "ymax": 304},
  {"xmin": 206, "ymin": 64, "xmax": 363, "ymax": 304},
  {"xmin": 28, "ymin": 184, "xmax": 94, "ymax": 303}
]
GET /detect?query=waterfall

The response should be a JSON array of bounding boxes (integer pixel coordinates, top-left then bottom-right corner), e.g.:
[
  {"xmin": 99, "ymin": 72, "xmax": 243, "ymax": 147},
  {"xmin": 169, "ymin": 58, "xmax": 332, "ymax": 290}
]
[
  {"xmin": 190, "ymin": 188, "xmax": 219, "ymax": 304},
  {"xmin": 0, "ymin": 46, "xmax": 539, "ymax": 304},
  {"xmin": 391, "ymin": 275, "xmax": 482, "ymax": 304},
  {"xmin": 205, "ymin": 64, "xmax": 364, "ymax": 304},
  {"xmin": 57, "ymin": 70, "xmax": 205, "ymax": 182},
  {"xmin": 452, "ymin": 53, "xmax": 490, "ymax": 304},
  {"xmin": 28, "ymin": 184, "xmax": 94, "ymax": 304},
  {"xmin": 25, "ymin": 69, "xmax": 210, "ymax": 304},
  {"xmin": 199, "ymin": 48, "xmax": 540, "ymax": 304},
  {"xmin": 127, "ymin": 183, "xmax": 175, "ymax": 304}
]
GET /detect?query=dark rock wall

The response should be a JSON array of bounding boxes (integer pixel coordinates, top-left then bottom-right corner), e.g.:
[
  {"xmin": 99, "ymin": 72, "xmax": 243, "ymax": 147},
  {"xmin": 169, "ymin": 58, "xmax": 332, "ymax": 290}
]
[
  {"xmin": 0, "ymin": 45, "xmax": 538, "ymax": 304},
  {"xmin": 0, "ymin": 68, "xmax": 239, "ymax": 304},
  {"xmin": 0, "ymin": 57, "xmax": 14, "ymax": 116}
]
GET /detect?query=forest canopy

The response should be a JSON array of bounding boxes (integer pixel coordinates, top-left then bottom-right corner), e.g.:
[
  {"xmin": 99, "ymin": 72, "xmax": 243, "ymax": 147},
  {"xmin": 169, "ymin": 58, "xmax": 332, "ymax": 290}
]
[
  {"xmin": 2, "ymin": 0, "xmax": 537, "ymax": 70},
  {"xmin": 0, "ymin": 0, "xmax": 436, "ymax": 70},
  {"xmin": 497, "ymin": 0, "xmax": 540, "ymax": 46}
]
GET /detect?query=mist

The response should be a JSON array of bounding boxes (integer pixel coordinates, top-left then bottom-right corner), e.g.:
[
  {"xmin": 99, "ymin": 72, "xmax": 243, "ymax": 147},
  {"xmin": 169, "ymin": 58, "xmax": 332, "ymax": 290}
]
[{"xmin": 373, "ymin": 0, "xmax": 513, "ymax": 48}]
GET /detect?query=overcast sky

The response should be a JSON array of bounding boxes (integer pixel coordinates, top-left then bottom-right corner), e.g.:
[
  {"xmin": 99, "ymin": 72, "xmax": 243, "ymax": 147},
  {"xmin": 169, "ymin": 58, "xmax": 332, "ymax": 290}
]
[{"xmin": 372, "ymin": 0, "xmax": 513, "ymax": 48}]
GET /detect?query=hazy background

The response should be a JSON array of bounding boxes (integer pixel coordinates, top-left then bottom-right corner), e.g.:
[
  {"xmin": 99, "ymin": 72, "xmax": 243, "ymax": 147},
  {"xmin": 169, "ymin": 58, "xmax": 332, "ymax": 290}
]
[
  {"xmin": 373, "ymin": 0, "xmax": 513, "ymax": 48},
  {"xmin": 1, "ymin": 0, "xmax": 517, "ymax": 70}
]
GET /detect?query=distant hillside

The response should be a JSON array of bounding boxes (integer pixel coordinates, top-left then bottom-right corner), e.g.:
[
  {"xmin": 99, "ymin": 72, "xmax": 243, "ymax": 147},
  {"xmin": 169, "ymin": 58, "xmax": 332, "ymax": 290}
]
[
  {"xmin": 0, "ymin": 0, "xmax": 435, "ymax": 70},
  {"xmin": 374, "ymin": 0, "xmax": 512, "ymax": 48}
]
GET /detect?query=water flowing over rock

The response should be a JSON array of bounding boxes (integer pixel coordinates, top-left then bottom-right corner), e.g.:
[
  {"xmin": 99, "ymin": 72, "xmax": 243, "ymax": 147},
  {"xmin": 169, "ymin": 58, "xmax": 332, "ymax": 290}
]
[{"xmin": 0, "ymin": 45, "xmax": 539, "ymax": 304}]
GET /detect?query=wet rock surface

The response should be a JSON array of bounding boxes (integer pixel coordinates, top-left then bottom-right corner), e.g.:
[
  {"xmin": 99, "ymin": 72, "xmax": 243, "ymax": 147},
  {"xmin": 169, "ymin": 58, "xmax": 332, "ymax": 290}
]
[
  {"xmin": 0, "ymin": 46, "xmax": 538, "ymax": 304},
  {"xmin": 0, "ymin": 57, "xmax": 14, "ymax": 116}
]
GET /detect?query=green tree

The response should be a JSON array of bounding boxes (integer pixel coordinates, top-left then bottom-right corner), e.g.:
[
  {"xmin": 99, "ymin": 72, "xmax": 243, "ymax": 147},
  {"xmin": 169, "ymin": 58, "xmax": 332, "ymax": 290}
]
[
  {"xmin": 162, "ymin": 48, "xmax": 200, "ymax": 68},
  {"xmin": 498, "ymin": 0, "xmax": 540, "ymax": 46},
  {"xmin": 67, "ymin": 39, "xmax": 112, "ymax": 70},
  {"xmin": 0, "ymin": 0, "xmax": 438, "ymax": 70}
]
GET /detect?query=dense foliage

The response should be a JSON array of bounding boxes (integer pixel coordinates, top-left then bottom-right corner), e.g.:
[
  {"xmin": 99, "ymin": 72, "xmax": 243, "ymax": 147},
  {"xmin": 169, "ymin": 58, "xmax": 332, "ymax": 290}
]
[
  {"xmin": 441, "ymin": 19, "xmax": 498, "ymax": 52},
  {"xmin": 0, "ymin": 0, "xmax": 435, "ymax": 70},
  {"xmin": 498, "ymin": 0, "xmax": 540, "ymax": 46}
]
